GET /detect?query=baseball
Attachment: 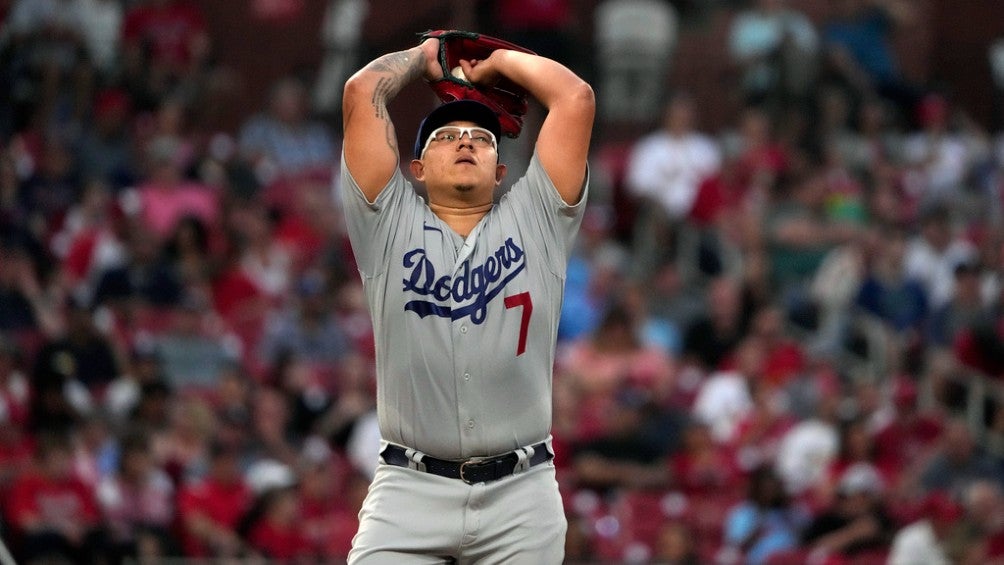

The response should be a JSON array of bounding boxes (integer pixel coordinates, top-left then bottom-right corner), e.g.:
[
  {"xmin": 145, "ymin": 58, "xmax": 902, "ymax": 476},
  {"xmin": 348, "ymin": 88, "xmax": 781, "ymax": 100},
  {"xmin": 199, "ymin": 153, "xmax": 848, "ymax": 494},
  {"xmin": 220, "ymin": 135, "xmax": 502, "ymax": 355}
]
[{"xmin": 451, "ymin": 65, "xmax": 467, "ymax": 80}]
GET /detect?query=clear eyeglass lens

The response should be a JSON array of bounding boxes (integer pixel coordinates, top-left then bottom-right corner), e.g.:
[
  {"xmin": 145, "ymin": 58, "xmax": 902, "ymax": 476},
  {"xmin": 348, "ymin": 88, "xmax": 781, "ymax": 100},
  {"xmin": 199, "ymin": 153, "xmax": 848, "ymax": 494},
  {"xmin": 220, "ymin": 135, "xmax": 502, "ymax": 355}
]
[{"xmin": 432, "ymin": 127, "xmax": 495, "ymax": 148}]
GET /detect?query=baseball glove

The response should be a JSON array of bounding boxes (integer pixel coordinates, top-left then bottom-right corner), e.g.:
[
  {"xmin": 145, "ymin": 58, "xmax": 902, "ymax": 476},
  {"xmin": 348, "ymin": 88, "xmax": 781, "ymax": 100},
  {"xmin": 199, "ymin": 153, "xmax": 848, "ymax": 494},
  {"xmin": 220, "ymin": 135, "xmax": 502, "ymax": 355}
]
[{"xmin": 420, "ymin": 29, "xmax": 536, "ymax": 138}]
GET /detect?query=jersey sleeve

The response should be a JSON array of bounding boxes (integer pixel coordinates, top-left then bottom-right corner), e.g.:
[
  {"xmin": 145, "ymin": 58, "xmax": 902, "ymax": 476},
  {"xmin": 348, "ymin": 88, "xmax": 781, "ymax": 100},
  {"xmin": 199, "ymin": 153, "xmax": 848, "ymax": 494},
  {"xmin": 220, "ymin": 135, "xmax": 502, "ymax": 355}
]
[
  {"xmin": 339, "ymin": 153, "xmax": 425, "ymax": 278},
  {"xmin": 498, "ymin": 151, "xmax": 589, "ymax": 275}
]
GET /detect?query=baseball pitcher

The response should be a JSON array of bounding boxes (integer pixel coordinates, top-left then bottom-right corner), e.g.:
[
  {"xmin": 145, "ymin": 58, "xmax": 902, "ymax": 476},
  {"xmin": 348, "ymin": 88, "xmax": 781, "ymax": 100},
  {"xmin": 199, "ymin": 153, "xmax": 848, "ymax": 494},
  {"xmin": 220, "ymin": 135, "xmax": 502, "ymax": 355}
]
[{"xmin": 340, "ymin": 29, "xmax": 594, "ymax": 563}]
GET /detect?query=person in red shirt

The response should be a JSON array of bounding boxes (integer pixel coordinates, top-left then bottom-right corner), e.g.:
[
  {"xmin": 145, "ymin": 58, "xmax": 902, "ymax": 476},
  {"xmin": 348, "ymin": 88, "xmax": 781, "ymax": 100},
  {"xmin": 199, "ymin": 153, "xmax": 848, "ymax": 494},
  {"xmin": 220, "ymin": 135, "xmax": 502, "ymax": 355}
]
[
  {"xmin": 748, "ymin": 304, "xmax": 806, "ymax": 387},
  {"xmin": 122, "ymin": 0, "xmax": 210, "ymax": 100},
  {"xmin": 872, "ymin": 377, "xmax": 944, "ymax": 484},
  {"xmin": 6, "ymin": 432, "xmax": 107, "ymax": 564},
  {"xmin": 244, "ymin": 485, "xmax": 313, "ymax": 563},
  {"xmin": 176, "ymin": 440, "xmax": 253, "ymax": 558}
]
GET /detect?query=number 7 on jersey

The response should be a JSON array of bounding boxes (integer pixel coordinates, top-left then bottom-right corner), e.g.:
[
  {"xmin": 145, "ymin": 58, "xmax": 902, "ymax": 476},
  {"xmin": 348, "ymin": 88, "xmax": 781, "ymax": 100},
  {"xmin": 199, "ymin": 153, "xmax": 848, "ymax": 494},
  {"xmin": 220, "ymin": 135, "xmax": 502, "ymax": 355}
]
[{"xmin": 504, "ymin": 292, "xmax": 532, "ymax": 356}]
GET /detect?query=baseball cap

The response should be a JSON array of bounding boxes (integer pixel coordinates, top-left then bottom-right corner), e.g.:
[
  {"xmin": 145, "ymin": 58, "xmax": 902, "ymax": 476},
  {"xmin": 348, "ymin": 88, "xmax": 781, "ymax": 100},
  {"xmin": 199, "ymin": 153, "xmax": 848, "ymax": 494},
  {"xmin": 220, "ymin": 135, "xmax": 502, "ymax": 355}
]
[
  {"xmin": 414, "ymin": 100, "xmax": 502, "ymax": 159},
  {"xmin": 838, "ymin": 463, "xmax": 884, "ymax": 496}
]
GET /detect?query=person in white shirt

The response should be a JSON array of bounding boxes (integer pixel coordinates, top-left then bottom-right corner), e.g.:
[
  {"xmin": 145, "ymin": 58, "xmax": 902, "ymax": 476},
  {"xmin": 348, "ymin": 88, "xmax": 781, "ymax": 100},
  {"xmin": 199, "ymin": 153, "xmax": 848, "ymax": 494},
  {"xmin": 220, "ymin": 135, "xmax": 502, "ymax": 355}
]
[
  {"xmin": 625, "ymin": 93, "xmax": 722, "ymax": 281},
  {"xmin": 887, "ymin": 492, "xmax": 963, "ymax": 565},
  {"xmin": 903, "ymin": 204, "xmax": 977, "ymax": 310}
]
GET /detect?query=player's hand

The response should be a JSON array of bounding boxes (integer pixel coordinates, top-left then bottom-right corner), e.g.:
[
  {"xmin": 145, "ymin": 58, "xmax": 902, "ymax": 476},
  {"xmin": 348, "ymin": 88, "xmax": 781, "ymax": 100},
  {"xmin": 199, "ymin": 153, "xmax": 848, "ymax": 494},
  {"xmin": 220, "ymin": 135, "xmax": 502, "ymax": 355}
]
[
  {"xmin": 419, "ymin": 37, "xmax": 444, "ymax": 82},
  {"xmin": 459, "ymin": 51, "xmax": 505, "ymax": 88}
]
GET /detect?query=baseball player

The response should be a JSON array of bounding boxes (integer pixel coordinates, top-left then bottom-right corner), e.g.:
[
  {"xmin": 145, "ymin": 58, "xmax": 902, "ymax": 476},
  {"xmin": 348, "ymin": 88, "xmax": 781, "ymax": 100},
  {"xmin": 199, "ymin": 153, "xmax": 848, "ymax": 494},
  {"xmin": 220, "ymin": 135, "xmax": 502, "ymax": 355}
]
[{"xmin": 340, "ymin": 30, "xmax": 594, "ymax": 563}]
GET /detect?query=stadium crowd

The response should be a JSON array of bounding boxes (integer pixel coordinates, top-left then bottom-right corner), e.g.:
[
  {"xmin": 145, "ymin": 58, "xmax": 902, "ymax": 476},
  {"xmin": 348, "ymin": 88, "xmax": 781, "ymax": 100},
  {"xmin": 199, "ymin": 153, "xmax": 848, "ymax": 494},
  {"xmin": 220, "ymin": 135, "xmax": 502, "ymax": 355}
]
[{"xmin": 1, "ymin": 0, "xmax": 1004, "ymax": 564}]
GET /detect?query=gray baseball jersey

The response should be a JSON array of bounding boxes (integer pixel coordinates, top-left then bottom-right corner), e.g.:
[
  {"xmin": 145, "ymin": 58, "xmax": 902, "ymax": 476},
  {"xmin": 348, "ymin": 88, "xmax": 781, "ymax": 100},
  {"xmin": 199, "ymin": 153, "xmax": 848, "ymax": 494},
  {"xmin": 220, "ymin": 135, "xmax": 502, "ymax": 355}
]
[{"xmin": 341, "ymin": 152, "xmax": 587, "ymax": 460}]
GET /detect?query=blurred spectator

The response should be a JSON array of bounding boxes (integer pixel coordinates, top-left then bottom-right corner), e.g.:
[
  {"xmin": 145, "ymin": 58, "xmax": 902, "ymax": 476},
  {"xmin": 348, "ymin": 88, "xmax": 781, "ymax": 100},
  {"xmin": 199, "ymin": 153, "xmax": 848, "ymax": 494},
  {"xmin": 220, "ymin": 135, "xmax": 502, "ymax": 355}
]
[
  {"xmin": 317, "ymin": 353, "xmax": 377, "ymax": 476},
  {"xmin": 129, "ymin": 379, "xmax": 173, "ymax": 435},
  {"xmin": 238, "ymin": 76, "xmax": 337, "ymax": 183},
  {"xmin": 1, "ymin": 0, "xmax": 95, "ymax": 129},
  {"xmin": 298, "ymin": 442, "xmax": 363, "ymax": 559},
  {"xmin": 267, "ymin": 351, "xmax": 331, "ymax": 439},
  {"xmin": 6, "ymin": 431, "xmax": 108, "ymax": 564},
  {"xmin": 624, "ymin": 93, "xmax": 722, "ymax": 282},
  {"xmin": 744, "ymin": 304, "xmax": 805, "ymax": 387},
  {"xmin": 162, "ymin": 214, "xmax": 213, "ymax": 287},
  {"xmin": 871, "ymin": 377, "xmax": 943, "ymax": 487},
  {"xmin": 821, "ymin": 0, "xmax": 920, "ymax": 116},
  {"xmin": 247, "ymin": 385, "xmax": 299, "ymax": 467},
  {"xmin": 721, "ymin": 105, "xmax": 790, "ymax": 195},
  {"xmin": 951, "ymin": 480, "xmax": 1004, "ymax": 564},
  {"xmin": 52, "ymin": 180, "xmax": 128, "ymax": 303},
  {"xmin": 682, "ymin": 275, "xmax": 751, "ymax": 373},
  {"xmin": 929, "ymin": 259, "xmax": 993, "ymax": 347},
  {"xmin": 827, "ymin": 418, "xmax": 887, "ymax": 489},
  {"xmin": 854, "ymin": 224, "xmax": 928, "ymax": 336},
  {"xmin": 156, "ymin": 395, "xmax": 215, "ymax": 484},
  {"xmin": 668, "ymin": 419, "xmax": 743, "ymax": 498},
  {"xmin": 259, "ymin": 268, "xmax": 353, "ymax": 367},
  {"xmin": 593, "ymin": 0, "xmax": 678, "ymax": 124},
  {"xmin": 28, "ymin": 369, "xmax": 89, "ymax": 436},
  {"xmin": 819, "ymin": 140, "xmax": 868, "ymax": 231},
  {"xmin": 0, "ymin": 333, "xmax": 30, "ymax": 427},
  {"xmin": 74, "ymin": 0, "xmax": 122, "ymax": 78},
  {"xmin": 19, "ymin": 134, "xmax": 81, "ymax": 229},
  {"xmin": 32, "ymin": 297, "xmax": 119, "ymax": 391},
  {"xmin": 234, "ymin": 203, "xmax": 293, "ymax": 302},
  {"xmin": 121, "ymin": 0, "xmax": 211, "ymax": 109},
  {"xmin": 242, "ymin": 484, "xmax": 313, "ymax": 562},
  {"xmin": 77, "ymin": 88, "xmax": 136, "ymax": 189},
  {"xmin": 887, "ymin": 491, "xmax": 963, "ymax": 565},
  {"xmin": 691, "ymin": 343, "xmax": 759, "ymax": 445},
  {"xmin": 901, "ymin": 94, "xmax": 978, "ymax": 205},
  {"xmin": 723, "ymin": 465, "xmax": 808, "ymax": 565},
  {"xmin": 765, "ymin": 165, "xmax": 859, "ymax": 313},
  {"xmin": 176, "ymin": 439, "xmax": 253, "ymax": 558},
  {"xmin": 800, "ymin": 462, "xmax": 893, "ymax": 561},
  {"xmin": 96, "ymin": 430, "xmax": 177, "ymax": 562},
  {"xmin": 132, "ymin": 134, "xmax": 219, "ymax": 241},
  {"xmin": 212, "ymin": 366, "xmax": 254, "ymax": 454},
  {"xmin": 732, "ymin": 379, "xmax": 797, "ymax": 472},
  {"xmin": 775, "ymin": 392, "xmax": 840, "ymax": 497},
  {"xmin": 71, "ymin": 413, "xmax": 116, "ymax": 486},
  {"xmin": 727, "ymin": 0, "xmax": 819, "ymax": 111},
  {"xmin": 651, "ymin": 521, "xmax": 701, "ymax": 565},
  {"xmin": 571, "ymin": 387, "xmax": 670, "ymax": 492},
  {"xmin": 903, "ymin": 204, "xmax": 977, "ymax": 312},
  {"xmin": 558, "ymin": 303, "xmax": 676, "ymax": 443},
  {"xmin": 919, "ymin": 418, "xmax": 1004, "ymax": 498},
  {"xmin": 0, "ymin": 334, "xmax": 33, "ymax": 482},
  {"xmin": 103, "ymin": 338, "xmax": 165, "ymax": 423},
  {"xmin": 0, "ymin": 239, "xmax": 55, "ymax": 334},
  {"xmin": 153, "ymin": 291, "xmax": 239, "ymax": 391},
  {"xmin": 91, "ymin": 223, "xmax": 183, "ymax": 309},
  {"xmin": 837, "ymin": 96, "xmax": 903, "ymax": 177}
]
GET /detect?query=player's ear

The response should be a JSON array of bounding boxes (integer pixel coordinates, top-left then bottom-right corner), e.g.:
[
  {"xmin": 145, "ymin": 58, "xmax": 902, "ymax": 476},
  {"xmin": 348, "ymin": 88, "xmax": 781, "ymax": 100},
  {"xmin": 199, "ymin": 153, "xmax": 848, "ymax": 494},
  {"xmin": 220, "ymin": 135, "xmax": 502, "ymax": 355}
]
[
  {"xmin": 495, "ymin": 163, "xmax": 507, "ymax": 186},
  {"xmin": 410, "ymin": 159, "xmax": 426, "ymax": 182}
]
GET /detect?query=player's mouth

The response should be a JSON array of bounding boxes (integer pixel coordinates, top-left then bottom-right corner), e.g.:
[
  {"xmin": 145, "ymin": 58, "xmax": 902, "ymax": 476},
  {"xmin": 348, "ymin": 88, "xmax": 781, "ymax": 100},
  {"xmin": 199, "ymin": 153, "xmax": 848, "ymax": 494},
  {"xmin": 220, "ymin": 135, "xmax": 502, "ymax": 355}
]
[{"xmin": 455, "ymin": 156, "xmax": 477, "ymax": 165}]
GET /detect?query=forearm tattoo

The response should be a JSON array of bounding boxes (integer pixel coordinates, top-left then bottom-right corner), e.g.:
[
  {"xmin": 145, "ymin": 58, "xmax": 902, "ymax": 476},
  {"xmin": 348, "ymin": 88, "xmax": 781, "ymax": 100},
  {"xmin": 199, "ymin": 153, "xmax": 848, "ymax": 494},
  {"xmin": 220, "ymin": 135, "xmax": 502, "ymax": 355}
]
[{"xmin": 366, "ymin": 50, "xmax": 424, "ymax": 150}]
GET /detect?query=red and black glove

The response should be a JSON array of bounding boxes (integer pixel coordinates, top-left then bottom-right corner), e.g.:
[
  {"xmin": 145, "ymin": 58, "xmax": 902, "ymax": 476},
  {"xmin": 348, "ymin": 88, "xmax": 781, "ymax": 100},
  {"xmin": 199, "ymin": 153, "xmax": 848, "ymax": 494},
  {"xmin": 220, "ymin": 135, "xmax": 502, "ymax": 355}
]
[{"xmin": 420, "ymin": 29, "xmax": 536, "ymax": 138}]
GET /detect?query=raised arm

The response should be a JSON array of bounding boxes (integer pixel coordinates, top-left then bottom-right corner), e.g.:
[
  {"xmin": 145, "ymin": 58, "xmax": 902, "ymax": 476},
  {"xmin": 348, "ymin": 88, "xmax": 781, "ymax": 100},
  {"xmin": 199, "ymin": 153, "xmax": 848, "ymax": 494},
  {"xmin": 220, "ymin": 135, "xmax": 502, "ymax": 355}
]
[
  {"xmin": 342, "ymin": 39, "xmax": 442, "ymax": 201},
  {"xmin": 461, "ymin": 51, "xmax": 595, "ymax": 205}
]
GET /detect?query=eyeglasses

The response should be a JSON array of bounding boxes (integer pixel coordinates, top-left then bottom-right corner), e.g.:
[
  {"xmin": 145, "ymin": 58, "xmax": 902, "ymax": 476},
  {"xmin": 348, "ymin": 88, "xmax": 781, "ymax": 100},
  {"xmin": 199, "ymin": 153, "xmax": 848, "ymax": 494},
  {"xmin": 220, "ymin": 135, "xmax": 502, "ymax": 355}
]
[{"xmin": 421, "ymin": 126, "xmax": 497, "ymax": 157}]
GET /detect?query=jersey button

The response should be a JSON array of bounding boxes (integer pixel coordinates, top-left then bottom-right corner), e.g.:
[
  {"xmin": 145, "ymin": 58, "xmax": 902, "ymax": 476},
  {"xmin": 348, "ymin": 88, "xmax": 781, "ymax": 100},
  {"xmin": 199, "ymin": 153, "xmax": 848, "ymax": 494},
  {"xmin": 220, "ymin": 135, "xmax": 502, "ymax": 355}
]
[
  {"xmin": 463, "ymin": 372, "xmax": 471, "ymax": 381},
  {"xmin": 466, "ymin": 419, "xmax": 476, "ymax": 429},
  {"xmin": 460, "ymin": 325, "xmax": 468, "ymax": 334}
]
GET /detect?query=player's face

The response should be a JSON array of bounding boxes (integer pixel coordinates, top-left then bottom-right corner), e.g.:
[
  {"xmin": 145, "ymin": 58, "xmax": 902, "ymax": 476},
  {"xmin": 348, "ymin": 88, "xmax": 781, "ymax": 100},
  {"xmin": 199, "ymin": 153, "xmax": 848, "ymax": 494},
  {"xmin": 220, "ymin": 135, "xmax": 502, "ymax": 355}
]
[{"xmin": 412, "ymin": 121, "xmax": 505, "ymax": 197}]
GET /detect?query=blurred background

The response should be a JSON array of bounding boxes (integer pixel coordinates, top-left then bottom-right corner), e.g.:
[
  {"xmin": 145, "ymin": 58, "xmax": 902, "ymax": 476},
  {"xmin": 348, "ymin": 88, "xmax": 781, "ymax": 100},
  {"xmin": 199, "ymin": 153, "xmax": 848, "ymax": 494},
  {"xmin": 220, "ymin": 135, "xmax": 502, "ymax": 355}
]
[{"xmin": 2, "ymin": 0, "xmax": 1004, "ymax": 563}]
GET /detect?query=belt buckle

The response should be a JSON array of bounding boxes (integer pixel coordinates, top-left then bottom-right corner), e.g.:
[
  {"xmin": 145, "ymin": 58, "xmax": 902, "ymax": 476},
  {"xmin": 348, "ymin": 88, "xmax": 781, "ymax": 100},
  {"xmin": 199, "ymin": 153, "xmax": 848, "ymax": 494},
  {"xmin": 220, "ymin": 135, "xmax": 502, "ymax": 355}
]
[{"xmin": 459, "ymin": 458, "xmax": 491, "ymax": 485}]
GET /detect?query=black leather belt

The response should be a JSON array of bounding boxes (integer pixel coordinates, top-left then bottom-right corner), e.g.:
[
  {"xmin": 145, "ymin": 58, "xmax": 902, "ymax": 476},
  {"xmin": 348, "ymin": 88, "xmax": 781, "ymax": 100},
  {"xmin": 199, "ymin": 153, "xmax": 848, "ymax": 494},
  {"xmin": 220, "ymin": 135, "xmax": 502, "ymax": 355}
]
[{"xmin": 381, "ymin": 442, "xmax": 552, "ymax": 485}]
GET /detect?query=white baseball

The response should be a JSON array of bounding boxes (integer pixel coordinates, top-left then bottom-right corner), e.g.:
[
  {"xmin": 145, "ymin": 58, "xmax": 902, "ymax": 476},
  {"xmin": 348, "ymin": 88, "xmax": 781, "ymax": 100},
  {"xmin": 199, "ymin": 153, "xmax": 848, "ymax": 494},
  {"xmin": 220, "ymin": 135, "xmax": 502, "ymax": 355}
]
[{"xmin": 451, "ymin": 66, "xmax": 467, "ymax": 81}]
